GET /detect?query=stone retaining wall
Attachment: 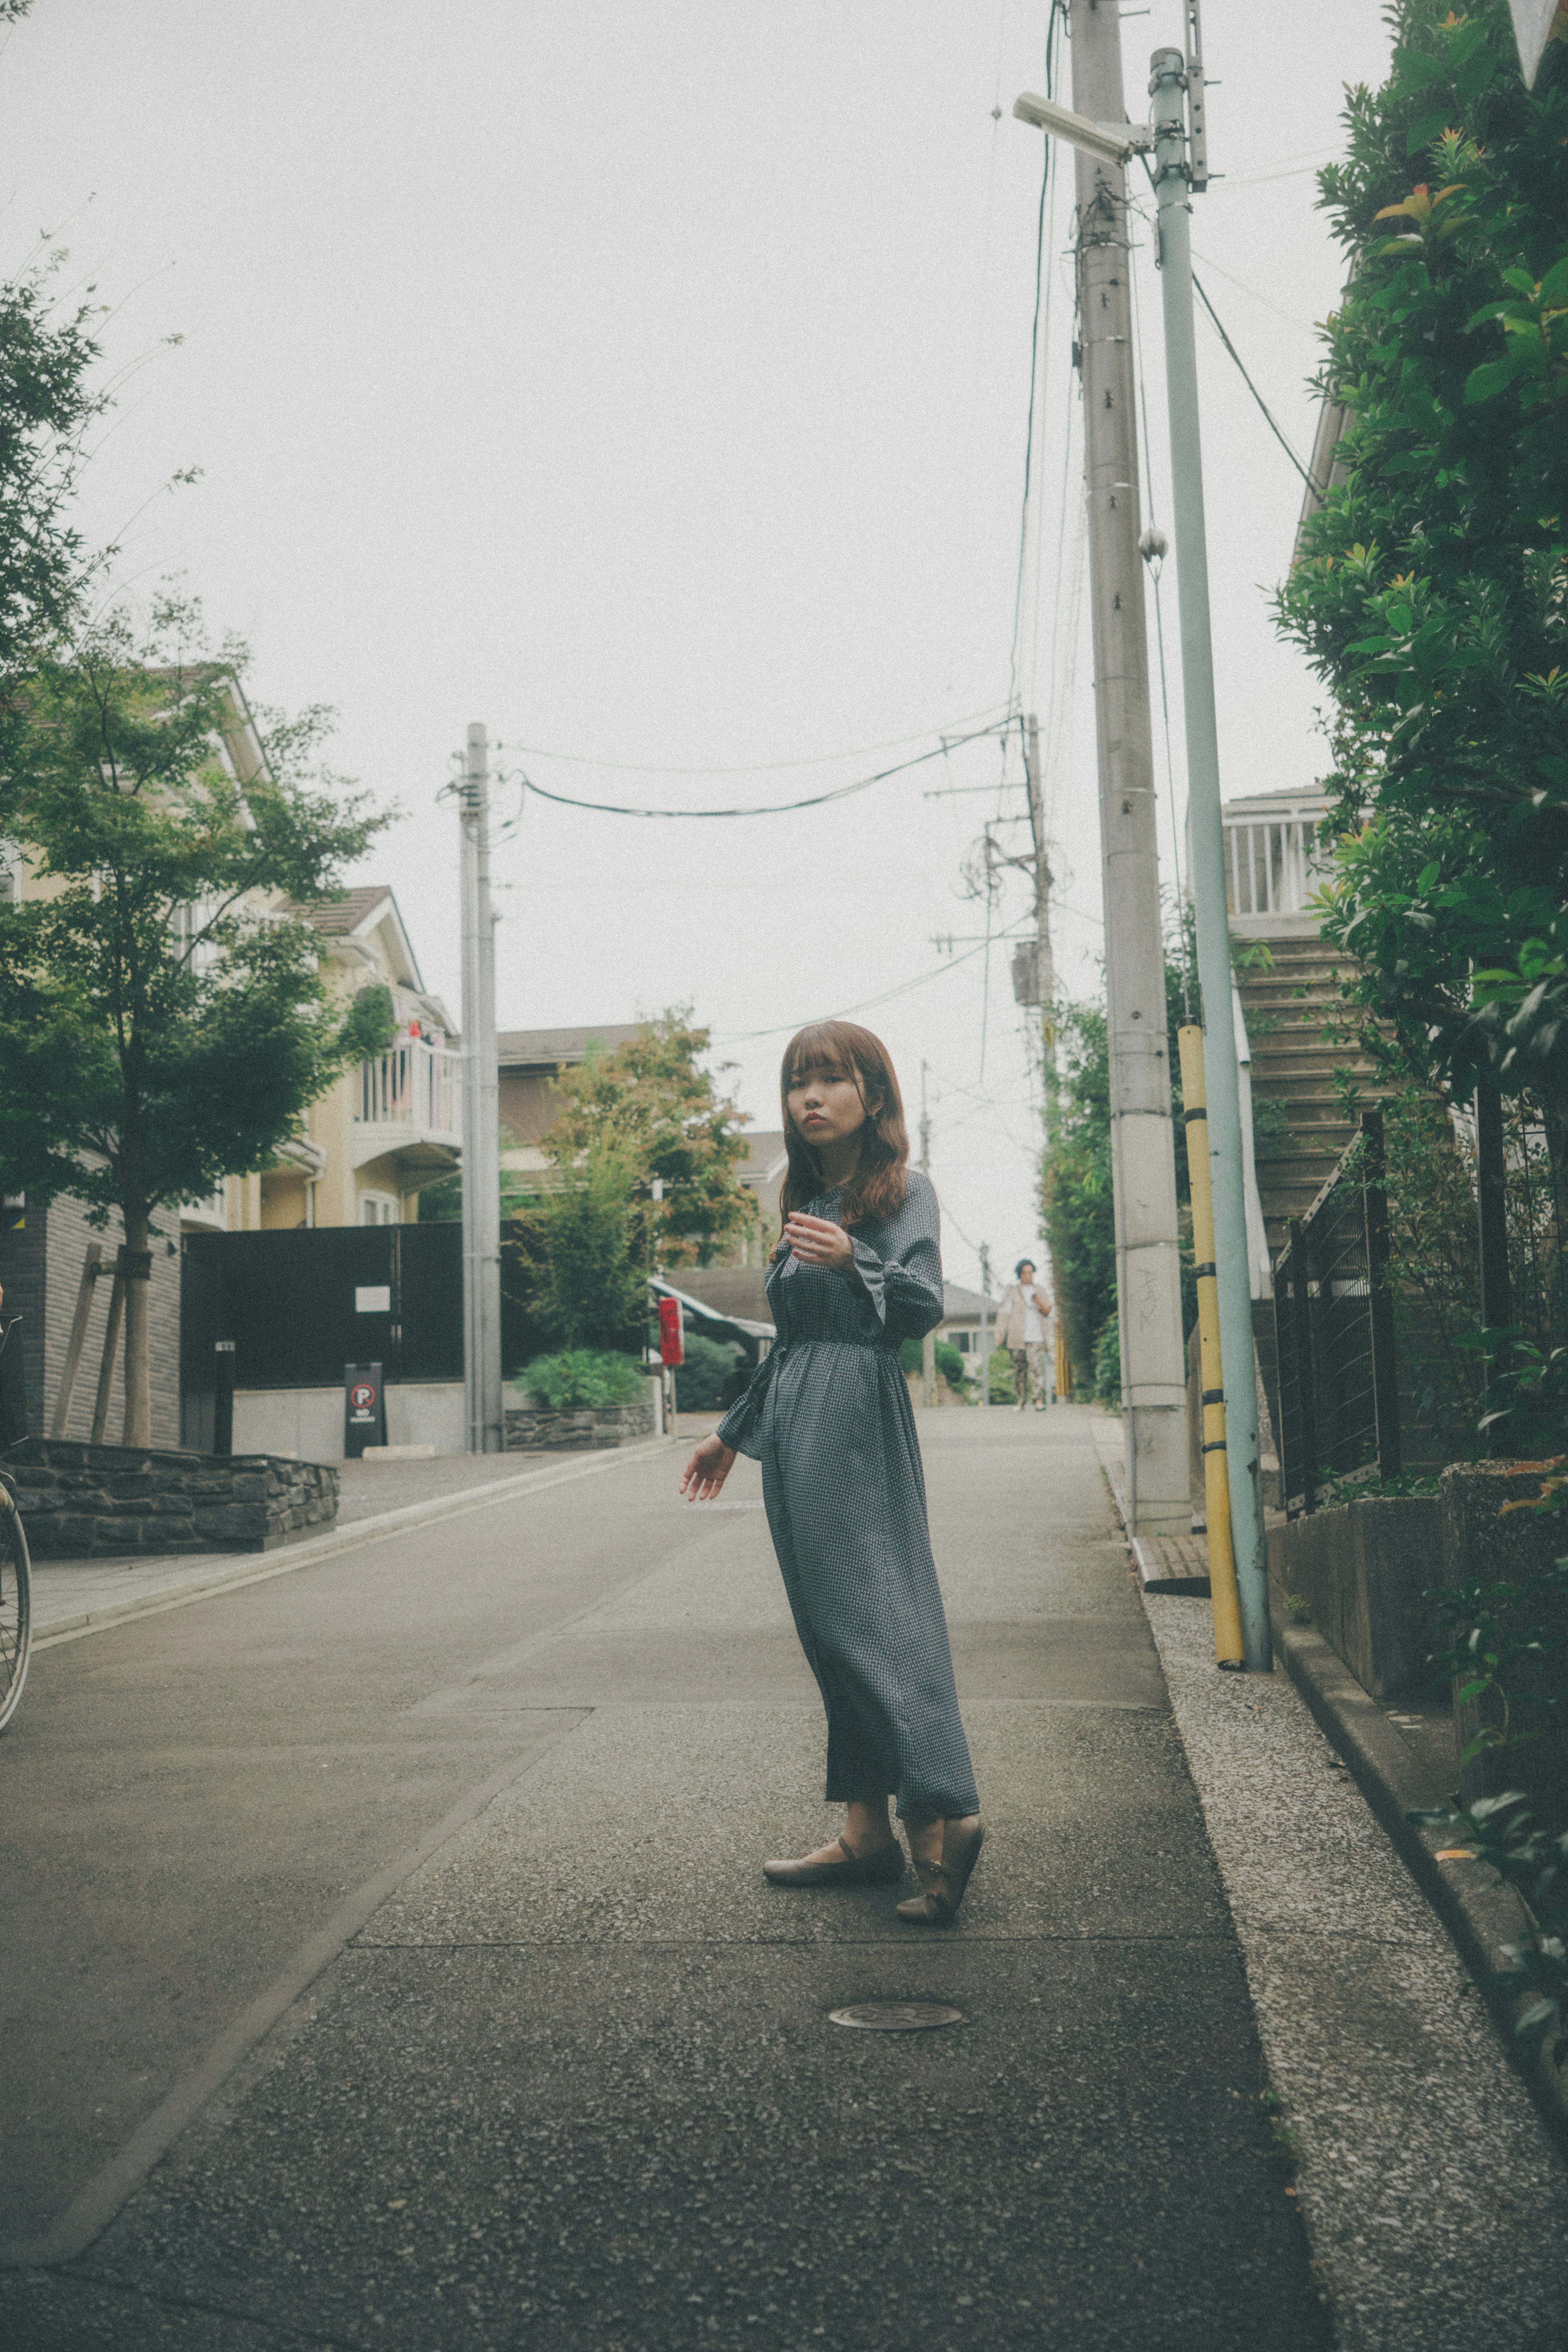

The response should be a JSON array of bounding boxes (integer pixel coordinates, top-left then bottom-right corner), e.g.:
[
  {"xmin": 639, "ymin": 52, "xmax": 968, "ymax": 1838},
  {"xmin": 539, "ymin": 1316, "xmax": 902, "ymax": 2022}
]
[
  {"xmin": 504, "ymin": 1393, "xmax": 656, "ymax": 1451},
  {"xmin": 9, "ymin": 1437, "xmax": 339, "ymax": 1558}
]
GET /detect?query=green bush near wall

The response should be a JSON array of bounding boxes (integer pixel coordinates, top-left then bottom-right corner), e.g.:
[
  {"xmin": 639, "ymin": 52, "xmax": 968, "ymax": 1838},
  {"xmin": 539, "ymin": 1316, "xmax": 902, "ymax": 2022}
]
[
  {"xmin": 674, "ymin": 1333, "xmax": 745, "ymax": 1412},
  {"xmin": 514, "ymin": 1349, "xmax": 646, "ymax": 1409}
]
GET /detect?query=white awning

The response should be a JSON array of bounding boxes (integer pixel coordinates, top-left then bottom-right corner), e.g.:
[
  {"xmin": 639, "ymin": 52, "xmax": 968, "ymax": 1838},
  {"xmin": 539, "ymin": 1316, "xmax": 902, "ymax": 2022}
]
[{"xmin": 649, "ymin": 1276, "xmax": 775, "ymax": 1343}]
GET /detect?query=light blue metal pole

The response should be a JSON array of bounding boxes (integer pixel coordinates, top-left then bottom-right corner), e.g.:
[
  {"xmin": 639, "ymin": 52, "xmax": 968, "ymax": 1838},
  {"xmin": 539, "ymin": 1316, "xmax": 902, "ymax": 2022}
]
[{"xmin": 1149, "ymin": 47, "xmax": 1271, "ymax": 1670}]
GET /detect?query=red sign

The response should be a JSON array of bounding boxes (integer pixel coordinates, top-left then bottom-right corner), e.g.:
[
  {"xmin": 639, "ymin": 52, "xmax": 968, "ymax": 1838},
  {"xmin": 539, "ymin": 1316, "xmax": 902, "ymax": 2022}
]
[
  {"xmin": 657, "ymin": 1297, "xmax": 685, "ymax": 1367},
  {"xmin": 350, "ymin": 1382, "xmax": 377, "ymax": 1410}
]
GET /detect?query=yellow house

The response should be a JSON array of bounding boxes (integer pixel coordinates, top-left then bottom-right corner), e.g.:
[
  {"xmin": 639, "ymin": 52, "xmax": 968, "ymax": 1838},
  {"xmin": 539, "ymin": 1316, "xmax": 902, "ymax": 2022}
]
[{"xmin": 181, "ymin": 884, "xmax": 461, "ymax": 1237}]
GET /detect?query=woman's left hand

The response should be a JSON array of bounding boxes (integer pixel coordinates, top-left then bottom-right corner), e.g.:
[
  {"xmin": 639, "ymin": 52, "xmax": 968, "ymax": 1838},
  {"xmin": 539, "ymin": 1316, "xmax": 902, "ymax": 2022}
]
[{"xmin": 783, "ymin": 1213, "xmax": 854, "ymax": 1273}]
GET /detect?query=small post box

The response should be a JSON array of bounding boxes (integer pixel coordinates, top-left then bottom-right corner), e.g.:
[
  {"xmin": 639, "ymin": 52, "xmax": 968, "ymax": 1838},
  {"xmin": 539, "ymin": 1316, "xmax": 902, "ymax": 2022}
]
[
  {"xmin": 657, "ymin": 1296, "xmax": 685, "ymax": 1368},
  {"xmin": 344, "ymin": 1360, "xmax": 386, "ymax": 1458}
]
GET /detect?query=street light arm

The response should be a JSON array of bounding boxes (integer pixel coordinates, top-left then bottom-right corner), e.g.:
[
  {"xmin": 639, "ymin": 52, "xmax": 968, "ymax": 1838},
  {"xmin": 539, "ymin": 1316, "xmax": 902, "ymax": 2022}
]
[{"xmin": 1011, "ymin": 90, "xmax": 1155, "ymax": 165}]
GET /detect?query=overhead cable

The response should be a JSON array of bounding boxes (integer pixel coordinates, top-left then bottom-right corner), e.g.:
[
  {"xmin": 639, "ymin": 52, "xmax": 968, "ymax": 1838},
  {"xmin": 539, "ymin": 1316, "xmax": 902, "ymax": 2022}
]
[
  {"xmin": 498, "ymin": 700, "xmax": 1013, "ymax": 777},
  {"xmin": 517, "ymin": 723, "xmax": 1007, "ymax": 821},
  {"xmin": 1191, "ymin": 270, "xmax": 1315, "ymax": 490},
  {"xmin": 716, "ymin": 921, "xmax": 1035, "ymax": 1043}
]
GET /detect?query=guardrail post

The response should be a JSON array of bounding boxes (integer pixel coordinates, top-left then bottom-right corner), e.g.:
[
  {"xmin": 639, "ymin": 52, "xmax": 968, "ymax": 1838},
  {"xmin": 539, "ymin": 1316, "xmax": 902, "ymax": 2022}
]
[{"xmin": 1360, "ymin": 1109, "xmax": 1402, "ymax": 1482}]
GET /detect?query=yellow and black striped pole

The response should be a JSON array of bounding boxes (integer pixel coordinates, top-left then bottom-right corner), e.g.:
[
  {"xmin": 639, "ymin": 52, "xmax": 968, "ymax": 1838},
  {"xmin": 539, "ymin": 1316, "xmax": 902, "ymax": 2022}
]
[{"xmin": 1177, "ymin": 1023, "xmax": 1245, "ymax": 1668}]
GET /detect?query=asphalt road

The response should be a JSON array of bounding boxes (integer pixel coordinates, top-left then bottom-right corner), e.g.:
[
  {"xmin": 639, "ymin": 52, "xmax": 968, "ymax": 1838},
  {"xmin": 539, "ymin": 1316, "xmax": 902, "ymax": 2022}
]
[{"xmin": 2, "ymin": 1407, "xmax": 1333, "ymax": 2350}]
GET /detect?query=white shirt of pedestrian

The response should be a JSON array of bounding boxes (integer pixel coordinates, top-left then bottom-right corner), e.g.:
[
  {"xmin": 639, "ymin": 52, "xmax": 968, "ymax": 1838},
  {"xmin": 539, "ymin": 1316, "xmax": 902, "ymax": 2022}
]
[{"xmin": 1022, "ymin": 1296, "xmax": 1044, "ymax": 1345}]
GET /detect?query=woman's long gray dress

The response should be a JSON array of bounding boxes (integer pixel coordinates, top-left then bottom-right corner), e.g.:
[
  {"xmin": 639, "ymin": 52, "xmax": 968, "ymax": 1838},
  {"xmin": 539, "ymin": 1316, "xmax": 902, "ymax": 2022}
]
[{"xmin": 715, "ymin": 1169, "xmax": 978, "ymax": 1822}]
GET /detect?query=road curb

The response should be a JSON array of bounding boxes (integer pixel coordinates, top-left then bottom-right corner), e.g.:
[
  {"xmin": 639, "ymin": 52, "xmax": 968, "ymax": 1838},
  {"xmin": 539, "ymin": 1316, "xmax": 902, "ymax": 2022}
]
[
  {"xmin": 32, "ymin": 1435, "xmax": 675, "ymax": 1649},
  {"xmin": 1272, "ymin": 1607, "xmax": 1568, "ymax": 2156}
]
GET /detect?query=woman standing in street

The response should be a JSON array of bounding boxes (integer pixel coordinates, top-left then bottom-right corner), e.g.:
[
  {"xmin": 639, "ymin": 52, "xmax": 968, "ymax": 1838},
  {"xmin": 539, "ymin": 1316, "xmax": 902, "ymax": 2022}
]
[{"xmin": 679, "ymin": 1021, "xmax": 982, "ymax": 1927}]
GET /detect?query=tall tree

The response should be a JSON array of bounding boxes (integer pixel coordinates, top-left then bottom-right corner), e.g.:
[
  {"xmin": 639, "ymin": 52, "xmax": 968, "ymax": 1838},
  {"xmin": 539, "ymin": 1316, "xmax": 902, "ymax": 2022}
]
[
  {"xmin": 0, "ymin": 595, "xmax": 392, "ymax": 1442},
  {"xmin": 0, "ymin": 251, "xmax": 110, "ymax": 732},
  {"xmin": 541, "ymin": 1011, "xmax": 752, "ymax": 1267},
  {"xmin": 1276, "ymin": 2, "xmax": 1568, "ymax": 1134}
]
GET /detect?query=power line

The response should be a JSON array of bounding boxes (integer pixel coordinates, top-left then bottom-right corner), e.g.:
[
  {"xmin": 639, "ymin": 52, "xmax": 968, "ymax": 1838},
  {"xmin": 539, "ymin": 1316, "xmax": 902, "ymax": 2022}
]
[
  {"xmin": 1191, "ymin": 270, "xmax": 1314, "ymax": 490},
  {"xmin": 515, "ymin": 722, "xmax": 1007, "ymax": 822},
  {"xmin": 1131, "ymin": 166, "xmax": 1315, "ymax": 482},
  {"xmin": 1006, "ymin": 0, "xmax": 1065, "ymax": 716},
  {"xmin": 496, "ymin": 700, "xmax": 1013, "ymax": 777},
  {"xmin": 716, "ymin": 921, "xmax": 1034, "ymax": 1043}
]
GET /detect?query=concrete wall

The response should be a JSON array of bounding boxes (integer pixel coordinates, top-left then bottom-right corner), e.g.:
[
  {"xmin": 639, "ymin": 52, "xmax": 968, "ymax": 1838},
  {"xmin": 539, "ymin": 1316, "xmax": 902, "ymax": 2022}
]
[
  {"xmin": 1268, "ymin": 1496, "xmax": 1442, "ymax": 1700},
  {"xmin": 234, "ymin": 1380, "xmax": 466, "ymax": 1462}
]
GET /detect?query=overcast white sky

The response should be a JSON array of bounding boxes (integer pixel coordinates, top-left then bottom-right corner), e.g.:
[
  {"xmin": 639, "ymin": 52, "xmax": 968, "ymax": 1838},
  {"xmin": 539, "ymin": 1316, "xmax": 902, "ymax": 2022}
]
[{"xmin": 0, "ymin": 0, "xmax": 1394, "ymax": 1290}]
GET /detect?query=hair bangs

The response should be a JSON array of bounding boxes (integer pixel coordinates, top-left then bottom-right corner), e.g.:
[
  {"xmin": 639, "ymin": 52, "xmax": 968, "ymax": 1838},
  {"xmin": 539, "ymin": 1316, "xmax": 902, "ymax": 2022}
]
[
  {"xmin": 777, "ymin": 1020, "xmax": 911, "ymax": 1229},
  {"xmin": 784, "ymin": 1026, "xmax": 856, "ymax": 1092}
]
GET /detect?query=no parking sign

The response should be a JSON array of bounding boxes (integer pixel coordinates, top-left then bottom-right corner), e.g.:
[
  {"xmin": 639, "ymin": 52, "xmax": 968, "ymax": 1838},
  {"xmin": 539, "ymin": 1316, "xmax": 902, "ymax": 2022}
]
[{"xmin": 344, "ymin": 1360, "xmax": 386, "ymax": 1458}]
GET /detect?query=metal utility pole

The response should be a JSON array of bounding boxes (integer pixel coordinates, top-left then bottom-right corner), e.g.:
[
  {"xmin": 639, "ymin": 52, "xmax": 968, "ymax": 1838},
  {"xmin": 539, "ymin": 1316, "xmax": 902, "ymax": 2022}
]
[
  {"xmin": 1058, "ymin": 0, "xmax": 1189, "ymax": 1532},
  {"xmin": 979, "ymin": 1242, "xmax": 993, "ymax": 1408},
  {"xmin": 1148, "ymin": 46, "xmax": 1269, "ymax": 1666},
  {"xmin": 1021, "ymin": 713, "xmax": 1057, "ymax": 1079},
  {"xmin": 459, "ymin": 723, "xmax": 503, "ymax": 1454},
  {"xmin": 920, "ymin": 1061, "xmax": 936, "ymax": 1409}
]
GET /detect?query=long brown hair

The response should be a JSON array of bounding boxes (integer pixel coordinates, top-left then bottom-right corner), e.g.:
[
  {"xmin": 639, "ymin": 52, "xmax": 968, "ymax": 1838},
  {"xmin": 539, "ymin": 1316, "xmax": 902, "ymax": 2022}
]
[{"xmin": 779, "ymin": 1021, "xmax": 910, "ymax": 1228}]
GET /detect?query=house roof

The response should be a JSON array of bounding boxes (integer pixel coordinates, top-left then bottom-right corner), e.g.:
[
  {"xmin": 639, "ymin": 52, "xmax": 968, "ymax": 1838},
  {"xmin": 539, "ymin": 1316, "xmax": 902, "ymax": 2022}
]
[
  {"xmin": 497, "ymin": 1023, "xmax": 646, "ymax": 1070},
  {"xmin": 941, "ymin": 1282, "xmax": 992, "ymax": 1322},
  {"xmin": 736, "ymin": 1130, "xmax": 787, "ymax": 1183},
  {"xmin": 299, "ymin": 885, "xmax": 394, "ymax": 936},
  {"xmin": 286, "ymin": 885, "xmax": 428, "ymax": 995}
]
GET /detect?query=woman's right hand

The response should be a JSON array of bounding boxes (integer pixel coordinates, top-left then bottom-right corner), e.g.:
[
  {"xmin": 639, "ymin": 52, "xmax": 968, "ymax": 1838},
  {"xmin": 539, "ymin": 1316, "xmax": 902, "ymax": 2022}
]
[{"xmin": 680, "ymin": 1433, "xmax": 737, "ymax": 1502}]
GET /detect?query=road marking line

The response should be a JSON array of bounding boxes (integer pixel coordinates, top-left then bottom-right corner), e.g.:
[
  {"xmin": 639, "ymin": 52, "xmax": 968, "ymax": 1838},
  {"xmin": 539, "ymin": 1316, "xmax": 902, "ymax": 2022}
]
[
  {"xmin": 0, "ymin": 1708, "xmax": 593, "ymax": 2270},
  {"xmin": 32, "ymin": 1438, "xmax": 675, "ymax": 1651}
]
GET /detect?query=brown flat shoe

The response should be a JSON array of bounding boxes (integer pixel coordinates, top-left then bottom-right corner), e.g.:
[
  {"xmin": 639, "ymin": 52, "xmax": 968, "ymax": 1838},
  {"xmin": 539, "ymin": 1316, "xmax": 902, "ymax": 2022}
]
[
  {"xmin": 763, "ymin": 1835, "xmax": 907, "ymax": 1889},
  {"xmin": 895, "ymin": 1816, "xmax": 984, "ymax": 1926}
]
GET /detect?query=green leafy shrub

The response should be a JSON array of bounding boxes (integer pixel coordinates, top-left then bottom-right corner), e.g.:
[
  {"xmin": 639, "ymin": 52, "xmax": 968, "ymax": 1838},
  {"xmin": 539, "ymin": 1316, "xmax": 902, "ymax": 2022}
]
[
  {"xmin": 508, "ymin": 1140, "xmax": 649, "ymax": 1353},
  {"xmin": 897, "ymin": 1336, "xmax": 969, "ymax": 1392},
  {"xmin": 515, "ymin": 1349, "xmax": 644, "ymax": 1410},
  {"xmin": 1092, "ymin": 1311, "xmax": 1121, "ymax": 1409},
  {"xmin": 983, "ymin": 1347, "xmax": 1015, "ymax": 1404},
  {"xmin": 1274, "ymin": 2, "xmax": 1568, "ymax": 1128},
  {"xmin": 674, "ymin": 1332, "xmax": 744, "ymax": 1412}
]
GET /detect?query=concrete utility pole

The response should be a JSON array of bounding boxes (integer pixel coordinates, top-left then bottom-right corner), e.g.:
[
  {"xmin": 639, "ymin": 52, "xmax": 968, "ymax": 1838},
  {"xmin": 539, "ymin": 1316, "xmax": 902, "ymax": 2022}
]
[
  {"xmin": 920, "ymin": 1061, "xmax": 936, "ymax": 1409},
  {"xmin": 459, "ymin": 723, "xmax": 503, "ymax": 1454},
  {"xmin": 1149, "ymin": 47, "xmax": 1270, "ymax": 1667},
  {"xmin": 978, "ymin": 1242, "xmax": 993, "ymax": 1408},
  {"xmin": 1061, "ymin": 0, "xmax": 1188, "ymax": 1533}
]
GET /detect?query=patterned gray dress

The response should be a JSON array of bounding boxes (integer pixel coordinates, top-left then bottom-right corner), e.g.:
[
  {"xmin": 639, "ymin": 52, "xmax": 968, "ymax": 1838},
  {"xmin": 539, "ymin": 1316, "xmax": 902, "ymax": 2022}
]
[{"xmin": 716, "ymin": 1169, "xmax": 978, "ymax": 1822}]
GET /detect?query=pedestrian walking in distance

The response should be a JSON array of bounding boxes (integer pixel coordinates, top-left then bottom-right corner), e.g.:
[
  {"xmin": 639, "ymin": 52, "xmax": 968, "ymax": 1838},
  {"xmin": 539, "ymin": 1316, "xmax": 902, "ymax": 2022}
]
[
  {"xmin": 679, "ymin": 1021, "xmax": 983, "ymax": 1926},
  {"xmin": 996, "ymin": 1259, "xmax": 1054, "ymax": 1412}
]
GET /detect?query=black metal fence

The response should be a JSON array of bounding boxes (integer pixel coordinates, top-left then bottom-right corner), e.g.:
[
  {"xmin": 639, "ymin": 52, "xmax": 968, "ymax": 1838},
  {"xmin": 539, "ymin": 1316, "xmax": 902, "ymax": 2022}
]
[
  {"xmin": 180, "ymin": 1226, "xmax": 473, "ymax": 1449},
  {"xmin": 1274, "ymin": 1109, "xmax": 1402, "ymax": 1516}
]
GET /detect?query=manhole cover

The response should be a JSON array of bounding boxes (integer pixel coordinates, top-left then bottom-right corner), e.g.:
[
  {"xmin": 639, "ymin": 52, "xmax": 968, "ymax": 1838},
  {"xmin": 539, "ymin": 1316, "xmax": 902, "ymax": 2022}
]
[{"xmin": 828, "ymin": 2002, "xmax": 964, "ymax": 2033}]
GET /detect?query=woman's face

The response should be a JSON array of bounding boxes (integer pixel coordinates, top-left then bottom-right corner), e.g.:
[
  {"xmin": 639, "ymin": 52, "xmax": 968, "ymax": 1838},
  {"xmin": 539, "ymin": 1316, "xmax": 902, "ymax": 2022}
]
[{"xmin": 787, "ymin": 1061, "xmax": 872, "ymax": 1152}]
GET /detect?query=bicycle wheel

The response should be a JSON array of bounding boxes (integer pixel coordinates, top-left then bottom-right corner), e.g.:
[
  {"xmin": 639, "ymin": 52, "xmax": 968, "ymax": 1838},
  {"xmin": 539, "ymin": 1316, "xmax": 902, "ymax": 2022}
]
[{"xmin": 0, "ymin": 1474, "xmax": 32, "ymax": 1733}]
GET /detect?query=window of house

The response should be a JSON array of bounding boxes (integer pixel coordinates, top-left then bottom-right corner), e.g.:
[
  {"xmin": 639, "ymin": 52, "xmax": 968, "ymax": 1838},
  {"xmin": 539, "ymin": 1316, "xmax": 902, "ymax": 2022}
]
[{"xmin": 359, "ymin": 1192, "xmax": 398, "ymax": 1226}]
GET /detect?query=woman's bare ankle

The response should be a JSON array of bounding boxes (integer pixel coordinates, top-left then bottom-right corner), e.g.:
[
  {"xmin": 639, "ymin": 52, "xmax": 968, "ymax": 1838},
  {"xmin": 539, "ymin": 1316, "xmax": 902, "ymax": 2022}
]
[{"xmin": 842, "ymin": 1801, "xmax": 894, "ymax": 1857}]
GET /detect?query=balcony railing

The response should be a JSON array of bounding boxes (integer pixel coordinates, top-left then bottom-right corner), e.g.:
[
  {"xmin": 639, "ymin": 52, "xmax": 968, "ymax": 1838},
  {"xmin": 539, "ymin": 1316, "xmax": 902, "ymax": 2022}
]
[
  {"xmin": 355, "ymin": 1039, "xmax": 461, "ymax": 1138},
  {"xmin": 1223, "ymin": 796, "xmax": 1330, "ymax": 922}
]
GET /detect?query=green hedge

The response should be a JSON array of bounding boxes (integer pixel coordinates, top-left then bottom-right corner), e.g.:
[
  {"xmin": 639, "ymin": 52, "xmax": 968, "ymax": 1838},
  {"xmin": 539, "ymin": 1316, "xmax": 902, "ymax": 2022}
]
[
  {"xmin": 514, "ymin": 1349, "xmax": 645, "ymax": 1410},
  {"xmin": 897, "ymin": 1335, "xmax": 968, "ymax": 1392},
  {"xmin": 674, "ymin": 1333, "xmax": 745, "ymax": 1412}
]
